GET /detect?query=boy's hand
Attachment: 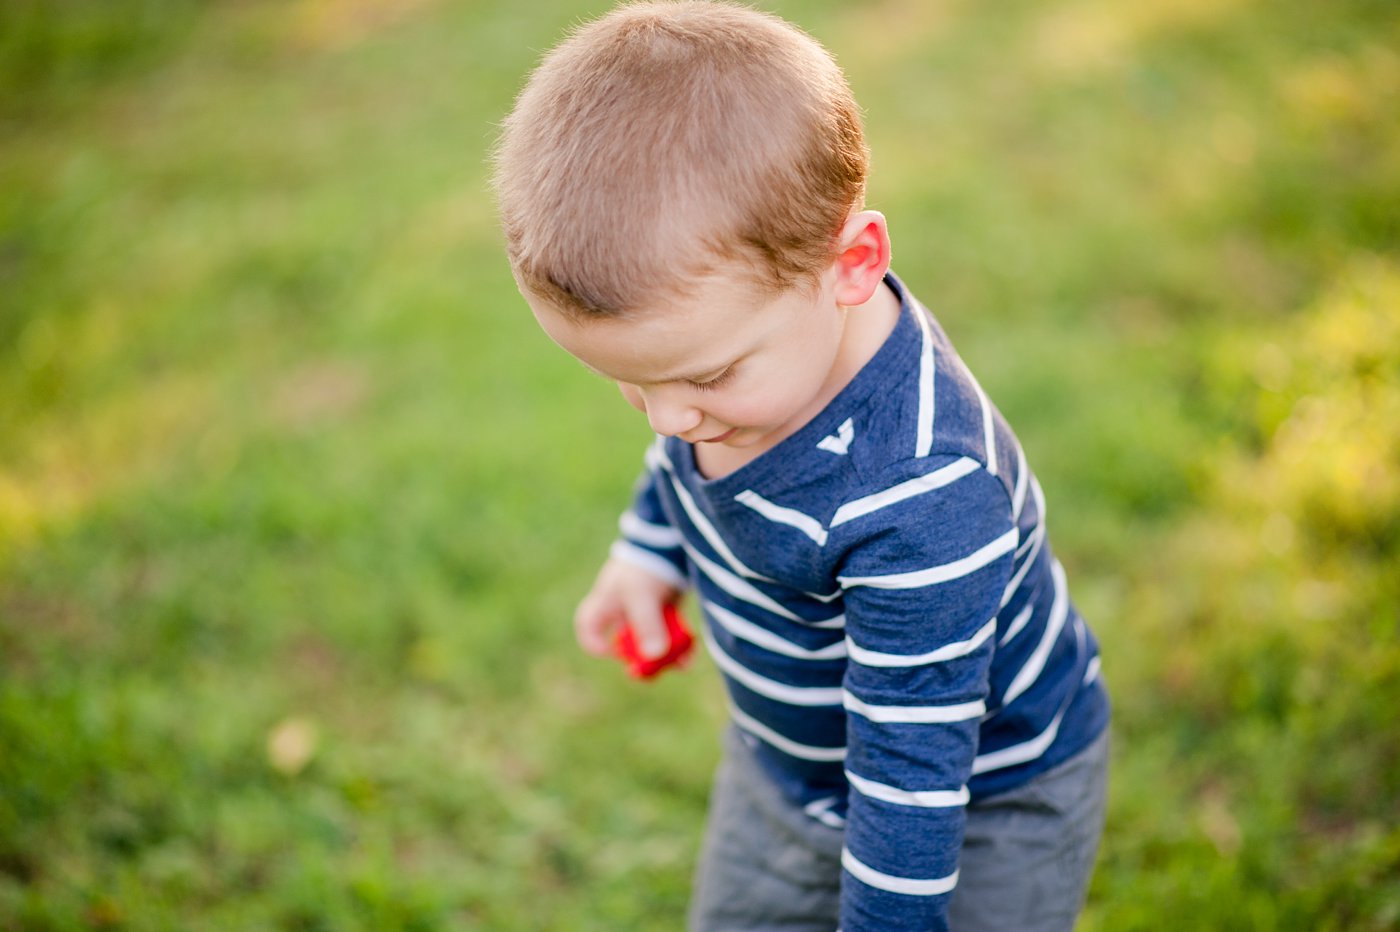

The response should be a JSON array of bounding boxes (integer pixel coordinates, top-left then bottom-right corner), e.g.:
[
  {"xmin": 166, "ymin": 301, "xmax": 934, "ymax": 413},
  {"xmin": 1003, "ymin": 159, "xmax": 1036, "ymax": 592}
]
[
  {"xmin": 574, "ymin": 556, "xmax": 683, "ymax": 661},
  {"xmin": 614, "ymin": 604, "xmax": 694, "ymax": 679}
]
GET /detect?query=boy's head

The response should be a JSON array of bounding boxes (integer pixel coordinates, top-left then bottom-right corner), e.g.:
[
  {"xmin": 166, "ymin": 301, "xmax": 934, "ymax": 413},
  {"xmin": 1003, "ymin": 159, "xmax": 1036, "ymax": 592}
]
[{"xmin": 493, "ymin": 0, "xmax": 869, "ymax": 318}]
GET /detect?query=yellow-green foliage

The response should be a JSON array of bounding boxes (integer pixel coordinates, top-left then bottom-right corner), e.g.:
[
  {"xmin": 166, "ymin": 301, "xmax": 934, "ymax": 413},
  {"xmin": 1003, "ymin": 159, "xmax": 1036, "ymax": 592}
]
[{"xmin": 1105, "ymin": 262, "xmax": 1400, "ymax": 928}]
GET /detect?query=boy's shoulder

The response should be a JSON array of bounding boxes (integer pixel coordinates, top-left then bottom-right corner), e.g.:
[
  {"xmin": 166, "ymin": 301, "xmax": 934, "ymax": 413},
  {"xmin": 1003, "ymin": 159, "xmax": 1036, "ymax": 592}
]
[
  {"xmin": 799, "ymin": 274, "xmax": 1020, "ymax": 503},
  {"xmin": 683, "ymin": 275, "xmax": 1020, "ymax": 532},
  {"xmin": 868, "ymin": 275, "xmax": 1019, "ymax": 498}
]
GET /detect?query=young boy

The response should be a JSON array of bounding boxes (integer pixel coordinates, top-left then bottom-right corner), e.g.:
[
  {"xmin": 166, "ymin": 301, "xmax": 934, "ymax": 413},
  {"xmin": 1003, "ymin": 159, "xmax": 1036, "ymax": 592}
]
[{"xmin": 493, "ymin": 3, "xmax": 1110, "ymax": 929}]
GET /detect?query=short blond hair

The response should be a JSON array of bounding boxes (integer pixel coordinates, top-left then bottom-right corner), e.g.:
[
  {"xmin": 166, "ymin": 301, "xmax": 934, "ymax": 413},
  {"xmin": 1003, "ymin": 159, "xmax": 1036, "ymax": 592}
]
[{"xmin": 493, "ymin": 1, "xmax": 868, "ymax": 317}]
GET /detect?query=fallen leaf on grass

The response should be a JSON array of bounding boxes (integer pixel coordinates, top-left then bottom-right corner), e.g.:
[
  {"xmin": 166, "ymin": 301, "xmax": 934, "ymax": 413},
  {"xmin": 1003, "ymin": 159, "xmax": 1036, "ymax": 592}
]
[{"xmin": 267, "ymin": 717, "xmax": 319, "ymax": 776}]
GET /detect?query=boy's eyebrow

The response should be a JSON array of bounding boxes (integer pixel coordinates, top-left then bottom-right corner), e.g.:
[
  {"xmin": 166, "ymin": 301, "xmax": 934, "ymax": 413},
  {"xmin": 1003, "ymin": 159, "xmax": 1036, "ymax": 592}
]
[
  {"xmin": 660, "ymin": 361, "xmax": 734, "ymax": 383},
  {"xmin": 577, "ymin": 359, "xmax": 735, "ymax": 384}
]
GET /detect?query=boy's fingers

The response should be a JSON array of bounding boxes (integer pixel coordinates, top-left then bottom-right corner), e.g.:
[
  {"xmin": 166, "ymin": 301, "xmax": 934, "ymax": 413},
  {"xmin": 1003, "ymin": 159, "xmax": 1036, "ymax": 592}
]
[
  {"xmin": 574, "ymin": 598, "xmax": 619, "ymax": 657},
  {"xmin": 622, "ymin": 597, "xmax": 669, "ymax": 660}
]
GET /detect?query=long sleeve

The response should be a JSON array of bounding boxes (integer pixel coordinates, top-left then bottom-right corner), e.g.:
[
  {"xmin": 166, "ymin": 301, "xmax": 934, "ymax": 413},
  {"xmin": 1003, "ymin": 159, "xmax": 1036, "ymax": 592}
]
[
  {"xmin": 834, "ymin": 460, "xmax": 1015, "ymax": 931},
  {"xmin": 610, "ymin": 458, "xmax": 691, "ymax": 590}
]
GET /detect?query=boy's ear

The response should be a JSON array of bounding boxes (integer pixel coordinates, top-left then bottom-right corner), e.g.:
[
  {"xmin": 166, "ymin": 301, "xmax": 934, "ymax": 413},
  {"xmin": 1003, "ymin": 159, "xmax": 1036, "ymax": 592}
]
[{"xmin": 831, "ymin": 209, "xmax": 892, "ymax": 307}]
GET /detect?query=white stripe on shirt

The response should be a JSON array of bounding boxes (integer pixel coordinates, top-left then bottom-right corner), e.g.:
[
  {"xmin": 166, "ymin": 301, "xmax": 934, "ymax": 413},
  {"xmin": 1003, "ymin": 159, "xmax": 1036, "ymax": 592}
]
[
  {"xmin": 687, "ymin": 541, "xmax": 844, "ymax": 628},
  {"xmin": 1011, "ymin": 442, "xmax": 1029, "ymax": 520},
  {"xmin": 845, "ymin": 770, "xmax": 969, "ymax": 809},
  {"xmin": 829, "ymin": 458, "xmax": 980, "ymax": 528},
  {"xmin": 971, "ymin": 373, "xmax": 998, "ymax": 477},
  {"xmin": 999, "ymin": 601, "xmax": 1036, "ymax": 647},
  {"xmin": 913, "ymin": 304, "xmax": 936, "ymax": 459},
  {"xmin": 838, "ymin": 528, "xmax": 1018, "ymax": 590},
  {"xmin": 608, "ymin": 540, "xmax": 688, "ymax": 590},
  {"xmin": 704, "ymin": 628, "xmax": 843, "ymax": 707},
  {"xmin": 974, "ymin": 614, "xmax": 1086, "ymax": 776},
  {"xmin": 619, "ymin": 509, "xmax": 683, "ymax": 550},
  {"xmin": 846, "ymin": 618, "xmax": 996, "ymax": 668},
  {"xmin": 801, "ymin": 585, "xmax": 844, "ymax": 604},
  {"xmin": 1001, "ymin": 524, "xmax": 1045, "ymax": 609},
  {"xmin": 842, "ymin": 849, "xmax": 959, "ymax": 897},
  {"xmin": 729, "ymin": 703, "xmax": 847, "ymax": 762},
  {"xmin": 651, "ymin": 439, "xmax": 772, "ymax": 582},
  {"xmin": 734, "ymin": 490, "xmax": 829, "ymax": 546},
  {"xmin": 804, "ymin": 796, "xmax": 847, "ymax": 828},
  {"xmin": 1015, "ymin": 520, "xmax": 1042, "ymax": 559},
  {"xmin": 1000, "ymin": 560, "xmax": 1069, "ymax": 707},
  {"xmin": 687, "ymin": 546, "xmax": 801, "ymax": 622},
  {"xmin": 972, "ymin": 706, "xmax": 1065, "ymax": 774},
  {"xmin": 666, "ymin": 470, "xmax": 772, "ymax": 582},
  {"xmin": 644, "ymin": 435, "xmax": 666, "ymax": 472},
  {"xmin": 705, "ymin": 601, "xmax": 848, "ymax": 660},
  {"xmin": 1083, "ymin": 655, "xmax": 1101, "ymax": 685},
  {"xmin": 843, "ymin": 691, "xmax": 985, "ymax": 723}
]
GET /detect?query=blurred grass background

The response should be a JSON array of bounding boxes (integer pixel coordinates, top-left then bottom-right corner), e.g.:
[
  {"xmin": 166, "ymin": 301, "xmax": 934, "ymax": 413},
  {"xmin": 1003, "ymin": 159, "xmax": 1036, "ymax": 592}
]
[{"xmin": 1, "ymin": 0, "xmax": 1397, "ymax": 928}]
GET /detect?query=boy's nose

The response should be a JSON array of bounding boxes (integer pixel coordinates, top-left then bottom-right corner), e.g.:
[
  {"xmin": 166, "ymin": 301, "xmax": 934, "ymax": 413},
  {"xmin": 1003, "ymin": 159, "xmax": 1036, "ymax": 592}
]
[{"xmin": 643, "ymin": 396, "xmax": 703, "ymax": 438}]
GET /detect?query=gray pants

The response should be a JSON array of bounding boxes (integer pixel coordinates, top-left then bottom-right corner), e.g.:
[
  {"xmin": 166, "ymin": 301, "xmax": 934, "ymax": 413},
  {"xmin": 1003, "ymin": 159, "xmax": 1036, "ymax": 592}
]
[{"xmin": 688, "ymin": 727, "xmax": 1110, "ymax": 932}]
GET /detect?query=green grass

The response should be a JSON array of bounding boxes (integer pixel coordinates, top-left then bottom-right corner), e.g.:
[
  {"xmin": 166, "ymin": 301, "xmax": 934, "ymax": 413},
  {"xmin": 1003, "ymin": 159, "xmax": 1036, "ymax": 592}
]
[{"xmin": 1, "ymin": 0, "xmax": 1397, "ymax": 928}]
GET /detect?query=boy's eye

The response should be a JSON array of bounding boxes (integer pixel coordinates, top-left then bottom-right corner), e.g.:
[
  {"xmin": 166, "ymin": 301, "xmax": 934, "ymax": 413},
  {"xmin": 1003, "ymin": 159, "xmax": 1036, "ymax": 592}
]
[{"xmin": 690, "ymin": 367, "xmax": 735, "ymax": 392}]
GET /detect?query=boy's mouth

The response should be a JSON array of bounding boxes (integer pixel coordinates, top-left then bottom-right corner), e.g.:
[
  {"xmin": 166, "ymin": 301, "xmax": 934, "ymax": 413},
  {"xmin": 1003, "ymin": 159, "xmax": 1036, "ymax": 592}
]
[{"xmin": 696, "ymin": 428, "xmax": 737, "ymax": 444}]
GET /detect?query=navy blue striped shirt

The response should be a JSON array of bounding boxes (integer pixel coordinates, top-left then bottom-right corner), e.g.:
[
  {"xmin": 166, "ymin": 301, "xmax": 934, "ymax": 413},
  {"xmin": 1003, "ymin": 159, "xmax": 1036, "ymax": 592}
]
[{"xmin": 612, "ymin": 273, "xmax": 1110, "ymax": 931}]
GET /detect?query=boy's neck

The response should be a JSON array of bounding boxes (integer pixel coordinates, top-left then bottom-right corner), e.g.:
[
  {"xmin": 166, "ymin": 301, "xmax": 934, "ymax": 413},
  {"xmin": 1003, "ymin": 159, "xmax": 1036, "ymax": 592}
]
[{"xmin": 694, "ymin": 277, "xmax": 902, "ymax": 480}]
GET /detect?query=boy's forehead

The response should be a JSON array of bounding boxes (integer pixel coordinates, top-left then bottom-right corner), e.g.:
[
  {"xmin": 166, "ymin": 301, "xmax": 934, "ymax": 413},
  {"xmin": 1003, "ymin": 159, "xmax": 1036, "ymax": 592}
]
[{"xmin": 527, "ymin": 275, "xmax": 787, "ymax": 382}]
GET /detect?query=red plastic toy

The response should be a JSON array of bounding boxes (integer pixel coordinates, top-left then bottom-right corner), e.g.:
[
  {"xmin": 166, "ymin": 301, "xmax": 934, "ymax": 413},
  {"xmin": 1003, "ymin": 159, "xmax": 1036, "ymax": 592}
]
[{"xmin": 614, "ymin": 604, "xmax": 695, "ymax": 680}]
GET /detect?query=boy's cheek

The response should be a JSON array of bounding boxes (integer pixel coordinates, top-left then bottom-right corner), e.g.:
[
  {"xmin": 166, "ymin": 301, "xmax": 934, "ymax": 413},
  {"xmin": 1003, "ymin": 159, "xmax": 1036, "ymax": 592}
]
[
  {"xmin": 724, "ymin": 391, "xmax": 797, "ymax": 425},
  {"xmin": 617, "ymin": 383, "xmax": 646, "ymax": 412}
]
